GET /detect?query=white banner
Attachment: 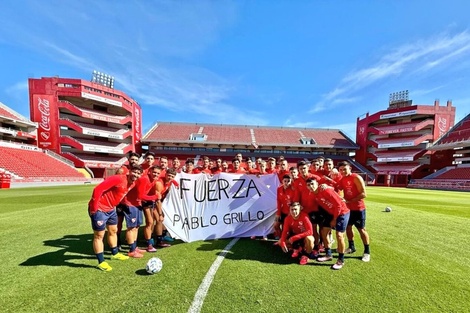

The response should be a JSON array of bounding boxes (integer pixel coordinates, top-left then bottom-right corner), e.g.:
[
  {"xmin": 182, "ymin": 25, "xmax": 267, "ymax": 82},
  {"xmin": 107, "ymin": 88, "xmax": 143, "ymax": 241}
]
[{"xmin": 162, "ymin": 173, "xmax": 280, "ymax": 242}]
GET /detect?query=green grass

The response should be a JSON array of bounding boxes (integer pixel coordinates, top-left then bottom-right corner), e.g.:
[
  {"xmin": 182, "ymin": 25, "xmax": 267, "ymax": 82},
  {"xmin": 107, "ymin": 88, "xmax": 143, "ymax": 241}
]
[{"xmin": 0, "ymin": 185, "xmax": 469, "ymax": 312}]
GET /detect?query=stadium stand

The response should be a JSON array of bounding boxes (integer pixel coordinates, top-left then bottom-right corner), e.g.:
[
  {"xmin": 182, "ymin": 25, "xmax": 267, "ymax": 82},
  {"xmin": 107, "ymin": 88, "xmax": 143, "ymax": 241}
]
[{"xmin": 0, "ymin": 145, "xmax": 86, "ymax": 180}]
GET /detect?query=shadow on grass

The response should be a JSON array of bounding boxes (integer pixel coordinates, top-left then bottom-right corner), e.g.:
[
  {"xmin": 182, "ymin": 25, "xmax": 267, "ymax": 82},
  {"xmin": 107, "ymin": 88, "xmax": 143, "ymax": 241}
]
[
  {"xmin": 223, "ymin": 238, "xmax": 297, "ymax": 265},
  {"xmin": 20, "ymin": 234, "xmax": 96, "ymax": 269}
]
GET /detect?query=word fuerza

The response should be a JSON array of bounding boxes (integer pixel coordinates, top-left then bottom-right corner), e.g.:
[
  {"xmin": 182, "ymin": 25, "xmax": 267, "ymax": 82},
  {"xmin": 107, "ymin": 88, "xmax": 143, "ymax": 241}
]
[{"xmin": 179, "ymin": 177, "xmax": 261, "ymax": 201}]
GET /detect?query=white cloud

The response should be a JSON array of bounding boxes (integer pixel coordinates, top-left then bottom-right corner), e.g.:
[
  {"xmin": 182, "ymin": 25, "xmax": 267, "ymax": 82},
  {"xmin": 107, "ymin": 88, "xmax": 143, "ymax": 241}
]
[
  {"xmin": 309, "ymin": 30, "xmax": 470, "ymax": 114},
  {"xmin": 5, "ymin": 81, "xmax": 28, "ymax": 94}
]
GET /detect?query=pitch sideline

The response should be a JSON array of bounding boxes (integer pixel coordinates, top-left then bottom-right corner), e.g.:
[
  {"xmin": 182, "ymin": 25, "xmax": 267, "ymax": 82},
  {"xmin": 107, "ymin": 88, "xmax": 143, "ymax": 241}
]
[{"xmin": 187, "ymin": 238, "xmax": 240, "ymax": 313}]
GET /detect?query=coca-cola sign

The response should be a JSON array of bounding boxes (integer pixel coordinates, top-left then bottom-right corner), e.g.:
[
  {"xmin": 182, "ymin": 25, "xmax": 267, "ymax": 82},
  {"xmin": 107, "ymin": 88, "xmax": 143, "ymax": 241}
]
[
  {"xmin": 438, "ymin": 116, "xmax": 447, "ymax": 136},
  {"xmin": 38, "ymin": 97, "xmax": 51, "ymax": 131},
  {"xmin": 32, "ymin": 95, "xmax": 57, "ymax": 150}
]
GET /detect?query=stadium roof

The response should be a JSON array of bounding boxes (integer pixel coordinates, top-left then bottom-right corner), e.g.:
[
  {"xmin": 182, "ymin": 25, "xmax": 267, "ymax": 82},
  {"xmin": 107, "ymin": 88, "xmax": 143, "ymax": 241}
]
[
  {"xmin": 142, "ymin": 122, "xmax": 359, "ymax": 149},
  {"xmin": 0, "ymin": 101, "xmax": 36, "ymax": 126}
]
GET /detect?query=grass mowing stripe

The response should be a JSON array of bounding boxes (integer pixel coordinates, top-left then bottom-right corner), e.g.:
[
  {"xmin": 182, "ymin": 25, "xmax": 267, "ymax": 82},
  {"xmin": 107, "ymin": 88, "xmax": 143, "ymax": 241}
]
[{"xmin": 188, "ymin": 238, "xmax": 239, "ymax": 313}]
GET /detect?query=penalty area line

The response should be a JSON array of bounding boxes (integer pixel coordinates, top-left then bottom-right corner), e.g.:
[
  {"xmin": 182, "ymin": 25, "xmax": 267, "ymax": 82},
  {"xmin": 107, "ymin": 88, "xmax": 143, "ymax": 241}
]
[{"xmin": 188, "ymin": 237, "xmax": 239, "ymax": 313}]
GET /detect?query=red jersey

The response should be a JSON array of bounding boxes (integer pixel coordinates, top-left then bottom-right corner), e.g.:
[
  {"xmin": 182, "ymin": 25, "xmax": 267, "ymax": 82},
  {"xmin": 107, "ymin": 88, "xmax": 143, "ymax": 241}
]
[
  {"xmin": 277, "ymin": 169, "xmax": 290, "ymax": 182},
  {"xmin": 88, "ymin": 175, "xmax": 136, "ymax": 214},
  {"xmin": 337, "ymin": 173, "xmax": 365, "ymax": 211},
  {"xmin": 157, "ymin": 178, "xmax": 175, "ymax": 200},
  {"xmin": 277, "ymin": 185, "xmax": 300, "ymax": 216},
  {"xmin": 229, "ymin": 168, "xmax": 246, "ymax": 174},
  {"xmin": 138, "ymin": 174, "xmax": 161, "ymax": 202},
  {"xmin": 121, "ymin": 179, "xmax": 142, "ymax": 207},
  {"xmin": 198, "ymin": 167, "xmax": 212, "ymax": 174},
  {"xmin": 300, "ymin": 189, "xmax": 319, "ymax": 214},
  {"xmin": 280, "ymin": 211, "xmax": 313, "ymax": 243},
  {"xmin": 314, "ymin": 187, "xmax": 349, "ymax": 219}
]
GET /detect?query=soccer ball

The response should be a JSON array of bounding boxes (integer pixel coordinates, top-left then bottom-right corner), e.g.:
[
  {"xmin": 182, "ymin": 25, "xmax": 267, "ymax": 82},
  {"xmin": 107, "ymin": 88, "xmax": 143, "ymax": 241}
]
[
  {"xmin": 385, "ymin": 206, "xmax": 392, "ymax": 212},
  {"xmin": 146, "ymin": 257, "xmax": 163, "ymax": 274}
]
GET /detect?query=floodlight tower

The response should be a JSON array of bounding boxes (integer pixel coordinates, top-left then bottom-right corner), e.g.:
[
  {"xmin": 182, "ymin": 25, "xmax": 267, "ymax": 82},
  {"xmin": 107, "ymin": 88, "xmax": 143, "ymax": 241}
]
[{"xmin": 91, "ymin": 70, "xmax": 115, "ymax": 89}]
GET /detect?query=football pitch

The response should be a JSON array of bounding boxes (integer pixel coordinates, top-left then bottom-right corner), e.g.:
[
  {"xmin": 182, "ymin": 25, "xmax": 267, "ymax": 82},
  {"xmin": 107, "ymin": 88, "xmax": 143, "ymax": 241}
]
[{"xmin": 0, "ymin": 185, "xmax": 469, "ymax": 313}]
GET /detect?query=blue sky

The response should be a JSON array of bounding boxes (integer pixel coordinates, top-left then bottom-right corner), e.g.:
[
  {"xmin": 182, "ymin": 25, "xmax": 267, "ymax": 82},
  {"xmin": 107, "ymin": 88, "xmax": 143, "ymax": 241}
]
[{"xmin": 1, "ymin": 1, "xmax": 470, "ymax": 140}]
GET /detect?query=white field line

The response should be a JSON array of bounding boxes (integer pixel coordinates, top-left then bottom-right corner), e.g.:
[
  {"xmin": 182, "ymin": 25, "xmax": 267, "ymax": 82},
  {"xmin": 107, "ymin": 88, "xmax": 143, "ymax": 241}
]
[{"xmin": 188, "ymin": 238, "xmax": 240, "ymax": 313}]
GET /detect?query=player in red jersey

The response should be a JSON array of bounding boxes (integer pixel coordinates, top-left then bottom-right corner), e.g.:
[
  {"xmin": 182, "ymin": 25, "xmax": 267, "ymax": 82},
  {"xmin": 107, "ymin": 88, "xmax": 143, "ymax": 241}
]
[
  {"xmin": 301, "ymin": 178, "xmax": 322, "ymax": 257},
  {"xmin": 154, "ymin": 168, "xmax": 178, "ymax": 246},
  {"xmin": 308, "ymin": 176, "xmax": 350, "ymax": 270},
  {"xmin": 139, "ymin": 165, "xmax": 163, "ymax": 252},
  {"xmin": 211, "ymin": 158, "xmax": 224, "ymax": 174},
  {"xmin": 323, "ymin": 158, "xmax": 342, "ymax": 191},
  {"xmin": 88, "ymin": 165, "xmax": 143, "ymax": 271},
  {"xmin": 184, "ymin": 159, "xmax": 196, "ymax": 174},
  {"xmin": 277, "ymin": 159, "xmax": 290, "ymax": 182},
  {"xmin": 158, "ymin": 156, "xmax": 170, "ymax": 179},
  {"xmin": 337, "ymin": 161, "xmax": 370, "ymax": 262},
  {"xmin": 115, "ymin": 152, "xmax": 140, "ymax": 249},
  {"xmin": 197, "ymin": 156, "xmax": 213, "ymax": 174},
  {"xmin": 274, "ymin": 175, "xmax": 300, "ymax": 239},
  {"xmin": 172, "ymin": 157, "xmax": 182, "ymax": 173},
  {"xmin": 229, "ymin": 158, "xmax": 246, "ymax": 174},
  {"xmin": 278, "ymin": 202, "xmax": 314, "ymax": 265},
  {"xmin": 309, "ymin": 158, "xmax": 324, "ymax": 176},
  {"xmin": 141, "ymin": 152, "xmax": 156, "ymax": 174},
  {"xmin": 266, "ymin": 157, "xmax": 277, "ymax": 174}
]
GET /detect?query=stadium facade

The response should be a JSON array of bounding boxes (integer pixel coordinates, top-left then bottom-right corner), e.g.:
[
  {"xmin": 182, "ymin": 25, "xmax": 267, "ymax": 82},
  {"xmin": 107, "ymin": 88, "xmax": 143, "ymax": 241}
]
[
  {"xmin": 28, "ymin": 76, "xmax": 142, "ymax": 178},
  {"xmin": 355, "ymin": 97, "xmax": 456, "ymax": 186}
]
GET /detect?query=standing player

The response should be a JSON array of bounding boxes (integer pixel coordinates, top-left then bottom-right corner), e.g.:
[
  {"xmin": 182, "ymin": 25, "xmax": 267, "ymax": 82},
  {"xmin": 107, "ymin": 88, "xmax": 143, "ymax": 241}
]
[
  {"xmin": 277, "ymin": 159, "xmax": 290, "ymax": 182},
  {"xmin": 309, "ymin": 176, "xmax": 350, "ymax": 270},
  {"xmin": 229, "ymin": 158, "xmax": 246, "ymax": 174},
  {"xmin": 154, "ymin": 168, "xmax": 178, "ymax": 247},
  {"xmin": 116, "ymin": 152, "xmax": 140, "ymax": 250},
  {"xmin": 337, "ymin": 161, "xmax": 371, "ymax": 262},
  {"xmin": 88, "ymin": 165, "xmax": 143, "ymax": 271},
  {"xmin": 278, "ymin": 202, "xmax": 314, "ymax": 265},
  {"xmin": 139, "ymin": 165, "xmax": 162, "ymax": 252}
]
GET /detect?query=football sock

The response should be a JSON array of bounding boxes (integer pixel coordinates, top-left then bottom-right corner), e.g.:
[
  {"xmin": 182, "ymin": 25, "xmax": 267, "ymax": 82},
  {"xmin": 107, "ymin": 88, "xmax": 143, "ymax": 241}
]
[
  {"xmin": 325, "ymin": 248, "xmax": 332, "ymax": 256},
  {"xmin": 364, "ymin": 244, "xmax": 370, "ymax": 254},
  {"xmin": 156, "ymin": 235, "xmax": 163, "ymax": 244},
  {"xmin": 147, "ymin": 238, "xmax": 154, "ymax": 246},
  {"xmin": 111, "ymin": 246, "xmax": 119, "ymax": 255},
  {"xmin": 129, "ymin": 242, "xmax": 137, "ymax": 252},
  {"xmin": 117, "ymin": 233, "xmax": 122, "ymax": 247},
  {"xmin": 313, "ymin": 244, "xmax": 319, "ymax": 251},
  {"xmin": 348, "ymin": 240, "xmax": 355, "ymax": 250},
  {"xmin": 96, "ymin": 252, "xmax": 105, "ymax": 264},
  {"xmin": 338, "ymin": 253, "xmax": 345, "ymax": 262}
]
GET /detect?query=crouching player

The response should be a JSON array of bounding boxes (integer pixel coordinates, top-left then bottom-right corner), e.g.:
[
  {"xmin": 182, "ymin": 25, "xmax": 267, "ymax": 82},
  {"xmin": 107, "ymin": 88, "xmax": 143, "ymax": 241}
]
[{"xmin": 278, "ymin": 202, "xmax": 315, "ymax": 265}]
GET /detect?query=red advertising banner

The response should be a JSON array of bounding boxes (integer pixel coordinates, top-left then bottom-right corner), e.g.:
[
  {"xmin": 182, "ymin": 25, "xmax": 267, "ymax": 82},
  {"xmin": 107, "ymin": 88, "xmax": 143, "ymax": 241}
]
[
  {"xmin": 31, "ymin": 95, "xmax": 59, "ymax": 151},
  {"xmin": 133, "ymin": 104, "xmax": 142, "ymax": 147}
]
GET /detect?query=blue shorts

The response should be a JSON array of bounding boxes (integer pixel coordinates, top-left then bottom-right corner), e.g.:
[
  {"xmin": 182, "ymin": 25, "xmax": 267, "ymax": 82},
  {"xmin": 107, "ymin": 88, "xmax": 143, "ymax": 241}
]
[
  {"xmin": 321, "ymin": 211, "xmax": 350, "ymax": 233},
  {"xmin": 348, "ymin": 210, "xmax": 366, "ymax": 229},
  {"xmin": 123, "ymin": 205, "xmax": 143, "ymax": 228},
  {"xmin": 90, "ymin": 210, "xmax": 118, "ymax": 231}
]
